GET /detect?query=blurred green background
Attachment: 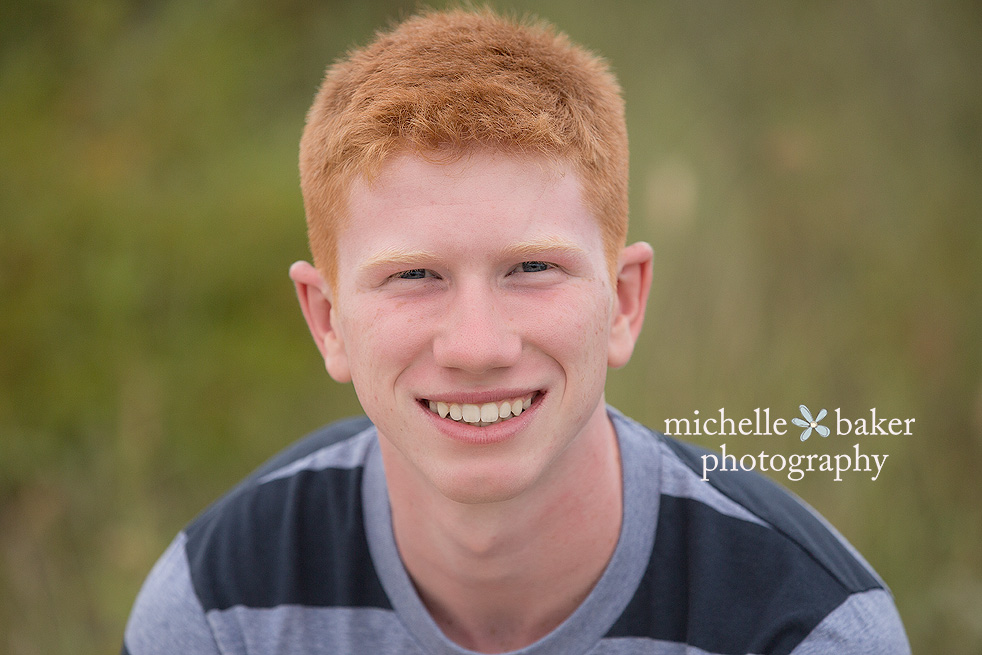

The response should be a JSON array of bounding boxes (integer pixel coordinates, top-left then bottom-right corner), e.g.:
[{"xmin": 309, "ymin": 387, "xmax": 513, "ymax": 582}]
[{"xmin": 1, "ymin": 1, "xmax": 979, "ymax": 653}]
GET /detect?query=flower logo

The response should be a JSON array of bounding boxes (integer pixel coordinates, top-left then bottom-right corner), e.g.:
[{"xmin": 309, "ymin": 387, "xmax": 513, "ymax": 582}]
[{"xmin": 792, "ymin": 405, "xmax": 831, "ymax": 441}]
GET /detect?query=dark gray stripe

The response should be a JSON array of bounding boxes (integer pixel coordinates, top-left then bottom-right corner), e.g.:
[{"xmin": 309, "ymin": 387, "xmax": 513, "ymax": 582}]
[
  {"xmin": 608, "ymin": 494, "xmax": 857, "ymax": 654},
  {"xmin": 658, "ymin": 430, "xmax": 881, "ymax": 595},
  {"xmin": 185, "ymin": 465, "xmax": 390, "ymax": 611}
]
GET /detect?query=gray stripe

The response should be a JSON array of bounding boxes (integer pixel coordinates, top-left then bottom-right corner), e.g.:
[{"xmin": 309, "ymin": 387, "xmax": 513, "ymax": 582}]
[
  {"xmin": 593, "ymin": 637, "xmax": 760, "ymax": 654},
  {"xmin": 257, "ymin": 425, "xmax": 376, "ymax": 484},
  {"xmin": 656, "ymin": 441, "xmax": 770, "ymax": 529},
  {"xmin": 185, "ymin": 603, "xmax": 768, "ymax": 655},
  {"xmin": 206, "ymin": 605, "xmax": 423, "ymax": 654},
  {"xmin": 609, "ymin": 408, "xmax": 770, "ymax": 529},
  {"xmin": 789, "ymin": 589, "xmax": 911, "ymax": 655},
  {"xmin": 124, "ymin": 533, "xmax": 221, "ymax": 655}
]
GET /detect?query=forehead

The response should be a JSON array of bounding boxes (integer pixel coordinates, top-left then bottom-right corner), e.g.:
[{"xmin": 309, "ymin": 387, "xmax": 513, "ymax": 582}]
[
  {"xmin": 353, "ymin": 150, "xmax": 567, "ymax": 206},
  {"xmin": 339, "ymin": 150, "xmax": 605, "ymax": 264}
]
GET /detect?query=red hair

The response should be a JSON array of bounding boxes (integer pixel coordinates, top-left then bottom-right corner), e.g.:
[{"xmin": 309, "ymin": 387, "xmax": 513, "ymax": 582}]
[{"xmin": 299, "ymin": 8, "xmax": 628, "ymax": 286}]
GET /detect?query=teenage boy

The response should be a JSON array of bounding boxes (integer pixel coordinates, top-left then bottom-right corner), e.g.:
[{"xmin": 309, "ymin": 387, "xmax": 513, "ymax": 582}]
[{"xmin": 123, "ymin": 9, "xmax": 910, "ymax": 654}]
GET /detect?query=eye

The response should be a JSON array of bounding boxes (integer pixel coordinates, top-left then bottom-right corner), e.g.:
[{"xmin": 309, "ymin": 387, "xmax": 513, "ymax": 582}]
[
  {"xmin": 395, "ymin": 268, "xmax": 437, "ymax": 280},
  {"xmin": 517, "ymin": 261, "xmax": 552, "ymax": 273}
]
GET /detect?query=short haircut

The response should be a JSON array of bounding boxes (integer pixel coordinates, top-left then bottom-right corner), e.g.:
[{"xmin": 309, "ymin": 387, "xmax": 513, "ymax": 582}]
[{"xmin": 299, "ymin": 7, "xmax": 628, "ymax": 287}]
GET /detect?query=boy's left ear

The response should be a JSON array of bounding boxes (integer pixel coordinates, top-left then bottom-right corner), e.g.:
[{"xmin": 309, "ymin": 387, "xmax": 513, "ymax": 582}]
[{"xmin": 608, "ymin": 242, "xmax": 654, "ymax": 368}]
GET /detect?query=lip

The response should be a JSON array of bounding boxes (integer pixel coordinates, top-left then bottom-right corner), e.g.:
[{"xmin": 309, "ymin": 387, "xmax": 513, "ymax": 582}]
[
  {"xmin": 416, "ymin": 391, "xmax": 543, "ymax": 445},
  {"xmin": 417, "ymin": 388, "xmax": 540, "ymax": 405}
]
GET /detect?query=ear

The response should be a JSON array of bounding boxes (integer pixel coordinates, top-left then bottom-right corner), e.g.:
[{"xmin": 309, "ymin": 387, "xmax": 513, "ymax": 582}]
[
  {"xmin": 608, "ymin": 242, "xmax": 654, "ymax": 368},
  {"xmin": 289, "ymin": 261, "xmax": 351, "ymax": 383}
]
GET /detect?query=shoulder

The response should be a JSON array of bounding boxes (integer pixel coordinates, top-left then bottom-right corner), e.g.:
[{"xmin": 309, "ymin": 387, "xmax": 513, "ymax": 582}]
[
  {"xmin": 608, "ymin": 411, "xmax": 910, "ymax": 654},
  {"xmin": 123, "ymin": 533, "xmax": 220, "ymax": 655},
  {"xmin": 181, "ymin": 415, "xmax": 387, "ymax": 610},
  {"xmin": 124, "ymin": 416, "xmax": 391, "ymax": 653}
]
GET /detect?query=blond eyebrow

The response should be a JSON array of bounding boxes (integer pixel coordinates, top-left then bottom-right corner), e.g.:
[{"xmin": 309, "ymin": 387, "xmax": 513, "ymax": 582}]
[
  {"xmin": 500, "ymin": 236, "xmax": 588, "ymax": 260},
  {"xmin": 358, "ymin": 247, "xmax": 441, "ymax": 274},
  {"xmin": 357, "ymin": 237, "xmax": 589, "ymax": 274}
]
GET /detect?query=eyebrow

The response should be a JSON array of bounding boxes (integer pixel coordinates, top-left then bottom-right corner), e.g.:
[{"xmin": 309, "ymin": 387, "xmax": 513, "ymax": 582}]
[
  {"xmin": 357, "ymin": 236, "xmax": 589, "ymax": 275},
  {"xmin": 499, "ymin": 236, "xmax": 588, "ymax": 261},
  {"xmin": 358, "ymin": 247, "xmax": 442, "ymax": 275}
]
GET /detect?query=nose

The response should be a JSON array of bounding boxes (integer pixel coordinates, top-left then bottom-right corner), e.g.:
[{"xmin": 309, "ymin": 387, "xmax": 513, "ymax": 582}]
[{"xmin": 432, "ymin": 282, "xmax": 522, "ymax": 374}]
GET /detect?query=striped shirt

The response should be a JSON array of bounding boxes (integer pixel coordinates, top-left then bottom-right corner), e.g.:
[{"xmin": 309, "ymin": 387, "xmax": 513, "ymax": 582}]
[{"xmin": 123, "ymin": 408, "xmax": 909, "ymax": 654}]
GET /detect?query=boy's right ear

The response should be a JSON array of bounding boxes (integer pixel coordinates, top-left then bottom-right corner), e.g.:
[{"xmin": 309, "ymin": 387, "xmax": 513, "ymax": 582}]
[{"xmin": 289, "ymin": 261, "xmax": 351, "ymax": 383}]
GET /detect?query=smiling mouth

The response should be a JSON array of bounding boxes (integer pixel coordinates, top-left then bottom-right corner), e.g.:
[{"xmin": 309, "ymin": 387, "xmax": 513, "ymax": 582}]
[{"xmin": 421, "ymin": 393, "xmax": 538, "ymax": 427}]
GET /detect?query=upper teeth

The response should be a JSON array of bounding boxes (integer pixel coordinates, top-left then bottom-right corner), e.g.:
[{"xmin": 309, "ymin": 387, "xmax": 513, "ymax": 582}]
[{"xmin": 426, "ymin": 395, "xmax": 534, "ymax": 426}]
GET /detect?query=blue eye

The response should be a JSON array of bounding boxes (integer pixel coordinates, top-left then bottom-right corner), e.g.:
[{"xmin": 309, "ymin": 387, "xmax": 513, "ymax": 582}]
[
  {"xmin": 397, "ymin": 269, "xmax": 431, "ymax": 279},
  {"xmin": 520, "ymin": 261, "xmax": 551, "ymax": 273}
]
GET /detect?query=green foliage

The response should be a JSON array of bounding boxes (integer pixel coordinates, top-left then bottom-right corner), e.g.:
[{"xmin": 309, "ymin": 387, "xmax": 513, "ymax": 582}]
[{"xmin": 1, "ymin": 1, "xmax": 979, "ymax": 652}]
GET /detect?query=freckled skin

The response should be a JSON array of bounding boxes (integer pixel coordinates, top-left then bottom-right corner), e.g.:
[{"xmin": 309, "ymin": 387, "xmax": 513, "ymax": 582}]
[
  {"xmin": 290, "ymin": 148, "xmax": 654, "ymax": 651},
  {"xmin": 329, "ymin": 151, "xmax": 617, "ymax": 505}
]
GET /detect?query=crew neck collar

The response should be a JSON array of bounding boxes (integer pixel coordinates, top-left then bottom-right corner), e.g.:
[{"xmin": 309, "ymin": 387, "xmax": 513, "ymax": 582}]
[{"xmin": 362, "ymin": 407, "xmax": 661, "ymax": 655}]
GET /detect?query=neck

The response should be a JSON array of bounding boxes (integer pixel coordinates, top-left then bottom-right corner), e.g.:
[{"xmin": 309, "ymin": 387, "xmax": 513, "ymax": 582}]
[{"xmin": 382, "ymin": 403, "xmax": 623, "ymax": 653}]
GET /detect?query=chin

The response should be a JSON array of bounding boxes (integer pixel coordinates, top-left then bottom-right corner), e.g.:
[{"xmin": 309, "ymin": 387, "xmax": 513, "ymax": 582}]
[{"xmin": 431, "ymin": 462, "xmax": 541, "ymax": 506}]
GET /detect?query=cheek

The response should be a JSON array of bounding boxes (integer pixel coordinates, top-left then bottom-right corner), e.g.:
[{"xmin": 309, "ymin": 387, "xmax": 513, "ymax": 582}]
[
  {"xmin": 341, "ymin": 303, "xmax": 432, "ymax": 388},
  {"xmin": 520, "ymin": 287, "xmax": 613, "ymax": 372}
]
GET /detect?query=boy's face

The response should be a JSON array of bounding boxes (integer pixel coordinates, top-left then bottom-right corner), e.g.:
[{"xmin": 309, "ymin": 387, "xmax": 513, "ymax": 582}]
[{"xmin": 297, "ymin": 150, "xmax": 646, "ymax": 504}]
